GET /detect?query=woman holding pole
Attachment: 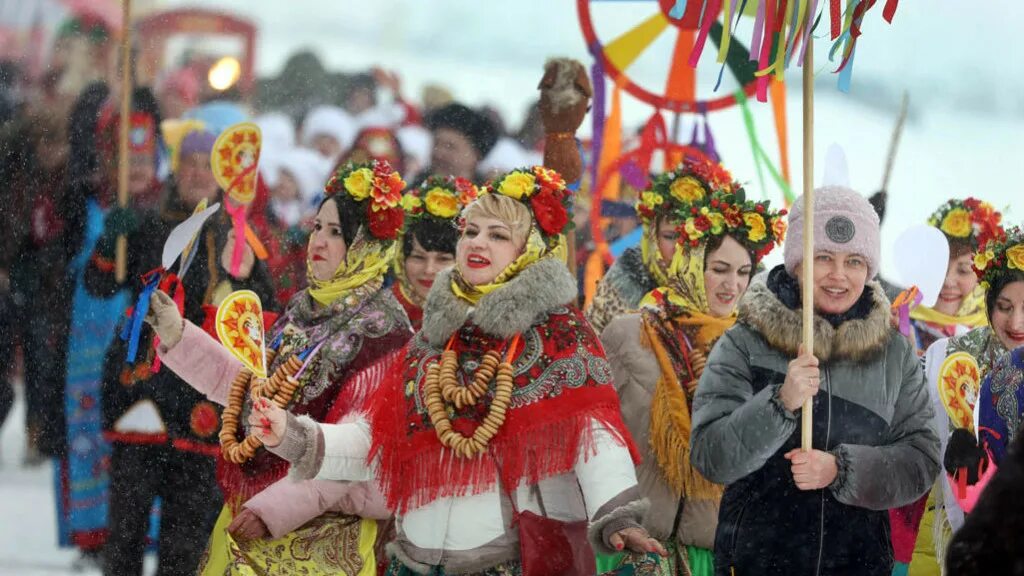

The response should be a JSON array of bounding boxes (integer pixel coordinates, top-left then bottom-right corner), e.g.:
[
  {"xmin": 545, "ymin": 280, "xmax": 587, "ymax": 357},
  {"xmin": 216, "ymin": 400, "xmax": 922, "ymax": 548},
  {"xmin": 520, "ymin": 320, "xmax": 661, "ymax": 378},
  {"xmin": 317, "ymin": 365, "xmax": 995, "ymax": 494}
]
[{"xmin": 690, "ymin": 186, "xmax": 940, "ymax": 575}]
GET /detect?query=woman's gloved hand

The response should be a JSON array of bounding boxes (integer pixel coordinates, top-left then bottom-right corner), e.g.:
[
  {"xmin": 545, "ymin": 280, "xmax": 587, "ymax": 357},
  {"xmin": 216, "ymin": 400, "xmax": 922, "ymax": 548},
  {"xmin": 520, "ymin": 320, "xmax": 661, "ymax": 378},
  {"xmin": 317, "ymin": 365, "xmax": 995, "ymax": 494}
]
[
  {"xmin": 144, "ymin": 290, "xmax": 184, "ymax": 349},
  {"xmin": 944, "ymin": 428, "xmax": 990, "ymax": 485}
]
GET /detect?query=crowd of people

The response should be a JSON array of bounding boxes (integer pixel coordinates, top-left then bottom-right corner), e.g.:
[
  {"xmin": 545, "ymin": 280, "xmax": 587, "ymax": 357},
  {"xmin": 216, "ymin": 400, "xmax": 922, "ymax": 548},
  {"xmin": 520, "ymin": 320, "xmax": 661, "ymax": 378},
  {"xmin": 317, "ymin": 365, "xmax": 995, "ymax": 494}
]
[{"xmin": 1, "ymin": 11, "xmax": 1023, "ymax": 576}]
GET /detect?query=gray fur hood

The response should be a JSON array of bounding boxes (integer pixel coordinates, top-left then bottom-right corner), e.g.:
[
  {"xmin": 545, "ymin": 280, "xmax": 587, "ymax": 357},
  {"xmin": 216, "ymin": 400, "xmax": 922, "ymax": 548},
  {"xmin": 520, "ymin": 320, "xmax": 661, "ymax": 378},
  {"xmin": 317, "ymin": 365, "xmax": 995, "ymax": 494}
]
[
  {"xmin": 737, "ymin": 276, "xmax": 892, "ymax": 363},
  {"xmin": 421, "ymin": 257, "xmax": 578, "ymax": 347}
]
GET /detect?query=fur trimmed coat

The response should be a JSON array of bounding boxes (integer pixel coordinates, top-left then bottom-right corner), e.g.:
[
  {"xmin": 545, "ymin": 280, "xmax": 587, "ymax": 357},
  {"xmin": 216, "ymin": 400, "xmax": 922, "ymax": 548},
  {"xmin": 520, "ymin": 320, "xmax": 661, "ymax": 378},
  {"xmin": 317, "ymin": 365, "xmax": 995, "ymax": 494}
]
[
  {"xmin": 271, "ymin": 257, "xmax": 648, "ymax": 574},
  {"xmin": 691, "ymin": 271, "xmax": 941, "ymax": 576}
]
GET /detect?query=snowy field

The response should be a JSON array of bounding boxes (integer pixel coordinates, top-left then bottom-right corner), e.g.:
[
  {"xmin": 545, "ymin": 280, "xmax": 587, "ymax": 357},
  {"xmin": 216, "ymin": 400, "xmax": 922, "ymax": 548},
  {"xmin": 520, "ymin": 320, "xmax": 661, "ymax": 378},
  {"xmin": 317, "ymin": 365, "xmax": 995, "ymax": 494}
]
[
  {"xmin": 0, "ymin": 384, "xmax": 158, "ymax": 576},
  {"xmin": 0, "ymin": 383, "xmax": 88, "ymax": 576}
]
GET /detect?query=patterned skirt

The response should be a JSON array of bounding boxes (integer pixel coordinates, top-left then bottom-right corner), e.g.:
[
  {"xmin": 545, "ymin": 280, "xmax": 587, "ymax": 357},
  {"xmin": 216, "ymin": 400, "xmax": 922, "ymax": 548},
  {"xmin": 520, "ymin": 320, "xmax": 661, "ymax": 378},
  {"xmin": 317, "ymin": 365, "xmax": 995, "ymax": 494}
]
[{"xmin": 199, "ymin": 505, "xmax": 377, "ymax": 575}]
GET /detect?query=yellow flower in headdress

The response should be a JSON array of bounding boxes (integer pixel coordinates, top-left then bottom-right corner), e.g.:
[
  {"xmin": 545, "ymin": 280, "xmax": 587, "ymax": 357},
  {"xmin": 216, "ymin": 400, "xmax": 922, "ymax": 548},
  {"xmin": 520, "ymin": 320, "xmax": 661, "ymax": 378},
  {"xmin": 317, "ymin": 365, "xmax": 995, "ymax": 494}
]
[
  {"xmin": 683, "ymin": 218, "xmax": 702, "ymax": 241},
  {"xmin": 744, "ymin": 212, "xmax": 767, "ymax": 243},
  {"xmin": 974, "ymin": 249, "xmax": 995, "ymax": 271},
  {"xmin": 344, "ymin": 168, "xmax": 374, "ymax": 200},
  {"xmin": 707, "ymin": 211, "xmax": 725, "ymax": 234},
  {"xmin": 641, "ymin": 191, "xmax": 664, "ymax": 209},
  {"xmin": 401, "ymin": 193, "xmax": 423, "ymax": 212},
  {"xmin": 1007, "ymin": 244, "xmax": 1024, "ymax": 271},
  {"xmin": 424, "ymin": 187, "xmax": 459, "ymax": 218},
  {"xmin": 772, "ymin": 216, "xmax": 787, "ymax": 244},
  {"xmin": 669, "ymin": 176, "xmax": 706, "ymax": 204},
  {"xmin": 940, "ymin": 208, "xmax": 972, "ymax": 238},
  {"xmin": 498, "ymin": 171, "xmax": 536, "ymax": 200}
]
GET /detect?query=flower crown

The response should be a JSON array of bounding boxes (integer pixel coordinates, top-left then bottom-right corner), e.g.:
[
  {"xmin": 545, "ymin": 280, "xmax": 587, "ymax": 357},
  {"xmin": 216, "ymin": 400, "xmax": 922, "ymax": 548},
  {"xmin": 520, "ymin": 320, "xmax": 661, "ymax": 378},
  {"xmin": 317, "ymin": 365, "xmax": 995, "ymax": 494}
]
[
  {"xmin": 636, "ymin": 157, "xmax": 736, "ymax": 225},
  {"xmin": 927, "ymin": 197, "xmax": 1004, "ymax": 249},
  {"xmin": 324, "ymin": 160, "xmax": 406, "ymax": 241},
  {"xmin": 675, "ymin": 190, "xmax": 788, "ymax": 262},
  {"xmin": 973, "ymin": 226, "xmax": 1024, "ymax": 291},
  {"xmin": 484, "ymin": 166, "xmax": 573, "ymax": 240},
  {"xmin": 400, "ymin": 175, "xmax": 480, "ymax": 226}
]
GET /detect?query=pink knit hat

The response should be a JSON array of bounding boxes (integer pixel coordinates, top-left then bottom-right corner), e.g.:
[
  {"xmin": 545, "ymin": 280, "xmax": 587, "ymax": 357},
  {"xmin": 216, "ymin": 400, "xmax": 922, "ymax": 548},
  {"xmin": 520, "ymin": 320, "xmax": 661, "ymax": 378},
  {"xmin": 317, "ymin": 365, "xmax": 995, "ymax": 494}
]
[{"xmin": 783, "ymin": 186, "xmax": 881, "ymax": 279}]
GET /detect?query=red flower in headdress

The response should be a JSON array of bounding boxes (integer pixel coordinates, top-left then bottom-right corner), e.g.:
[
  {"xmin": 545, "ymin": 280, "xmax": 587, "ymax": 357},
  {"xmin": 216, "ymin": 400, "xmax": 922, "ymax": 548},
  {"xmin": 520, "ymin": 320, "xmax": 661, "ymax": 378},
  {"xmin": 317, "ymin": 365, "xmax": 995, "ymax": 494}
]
[
  {"xmin": 530, "ymin": 188, "xmax": 569, "ymax": 236},
  {"xmin": 454, "ymin": 177, "xmax": 479, "ymax": 205},
  {"xmin": 371, "ymin": 161, "xmax": 405, "ymax": 209},
  {"xmin": 367, "ymin": 204, "xmax": 404, "ymax": 240}
]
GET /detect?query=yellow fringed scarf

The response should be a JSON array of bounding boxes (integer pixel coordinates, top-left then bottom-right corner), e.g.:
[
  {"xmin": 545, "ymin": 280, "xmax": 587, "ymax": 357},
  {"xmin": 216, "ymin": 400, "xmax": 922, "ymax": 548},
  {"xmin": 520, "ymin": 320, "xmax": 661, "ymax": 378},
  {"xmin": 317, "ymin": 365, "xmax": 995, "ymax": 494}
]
[
  {"xmin": 638, "ymin": 224, "xmax": 734, "ymax": 499},
  {"xmin": 642, "ymin": 317, "xmax": 725, "ymax": 500},
  {"xmin": 307, "ymin": 228, "xmax": 395, "ymax": 307},
  {"xmin": 450, "ymin": 227, "xmax": 566, "ymax": 305},
  {"xmin": 910, "ymin": 285, "xmax": 988, "ymax": 330}
]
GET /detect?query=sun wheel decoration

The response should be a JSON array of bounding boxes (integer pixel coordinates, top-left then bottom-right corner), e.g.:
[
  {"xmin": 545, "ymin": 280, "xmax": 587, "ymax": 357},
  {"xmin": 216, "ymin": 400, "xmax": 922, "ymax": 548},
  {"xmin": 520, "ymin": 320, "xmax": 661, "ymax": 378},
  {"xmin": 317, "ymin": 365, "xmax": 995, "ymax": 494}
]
[
  {"xmin": 939, "ymin": 352, "xmax": 981, "ymax": 432},
  {"xmin": 215, "ymin": 290, "xmax": 268, "ymax": 378}
]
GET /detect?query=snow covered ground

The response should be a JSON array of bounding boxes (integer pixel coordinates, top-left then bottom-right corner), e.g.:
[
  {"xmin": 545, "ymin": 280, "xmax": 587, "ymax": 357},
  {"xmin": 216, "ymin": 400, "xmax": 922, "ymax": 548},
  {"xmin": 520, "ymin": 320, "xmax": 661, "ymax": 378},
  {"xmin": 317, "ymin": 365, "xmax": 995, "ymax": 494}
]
[
  {"xmin": 0, "ymin": 383, "xmax": 89, "ymax": 576},
  {"xmin": 0, "ymin": 382, "xmax": 157, "ymax": 576}
]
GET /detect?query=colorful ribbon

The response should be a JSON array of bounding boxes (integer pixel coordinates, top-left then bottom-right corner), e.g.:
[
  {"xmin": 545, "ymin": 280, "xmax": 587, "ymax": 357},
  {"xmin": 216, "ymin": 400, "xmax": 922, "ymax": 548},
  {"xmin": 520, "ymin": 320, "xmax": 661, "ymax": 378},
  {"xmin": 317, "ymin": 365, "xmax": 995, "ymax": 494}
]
[
  {"xmin": 121, "ymin": 269, "xmax": 163, "ymax": 364},
  {"xmin": 225, "ymin": 201, "xmax": 248, "ymax": 277}
]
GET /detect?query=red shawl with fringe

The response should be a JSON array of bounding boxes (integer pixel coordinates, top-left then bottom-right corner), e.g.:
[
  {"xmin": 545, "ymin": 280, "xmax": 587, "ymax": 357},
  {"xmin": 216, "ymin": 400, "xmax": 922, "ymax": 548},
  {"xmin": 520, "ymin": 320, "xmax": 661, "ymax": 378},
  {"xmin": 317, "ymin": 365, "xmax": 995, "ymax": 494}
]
[{"xmin": 368, "ymin": 306, "xmax": 639, "ymax": 513}]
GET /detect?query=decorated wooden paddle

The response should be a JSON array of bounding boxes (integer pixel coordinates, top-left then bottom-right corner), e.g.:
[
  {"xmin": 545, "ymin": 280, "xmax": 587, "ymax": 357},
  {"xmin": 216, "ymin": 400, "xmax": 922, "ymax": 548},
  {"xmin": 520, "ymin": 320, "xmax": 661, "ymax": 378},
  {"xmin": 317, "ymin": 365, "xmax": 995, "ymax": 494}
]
[
  {"xmin": 938, "ymin": 352, "xmax": 981, "ymax": 433},
  {"xmin": 890, "ymin": 224, "xmax": 950, "ymax": 337},
  {"xmin": 215, "ymin": 290, "xmax": 269, "ymax": 378},
  {"xmin": 211, "ymin": 122, "xmax": 269, "ymax": 277}
]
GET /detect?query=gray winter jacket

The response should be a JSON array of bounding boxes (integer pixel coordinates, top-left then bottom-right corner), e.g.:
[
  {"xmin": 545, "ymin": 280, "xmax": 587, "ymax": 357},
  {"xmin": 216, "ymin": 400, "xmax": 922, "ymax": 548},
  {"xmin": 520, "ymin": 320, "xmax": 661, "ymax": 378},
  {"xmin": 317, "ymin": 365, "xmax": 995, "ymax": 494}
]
[{"xmin": 690, "ymin": 269, "xmax": 941, "ymax": 576}]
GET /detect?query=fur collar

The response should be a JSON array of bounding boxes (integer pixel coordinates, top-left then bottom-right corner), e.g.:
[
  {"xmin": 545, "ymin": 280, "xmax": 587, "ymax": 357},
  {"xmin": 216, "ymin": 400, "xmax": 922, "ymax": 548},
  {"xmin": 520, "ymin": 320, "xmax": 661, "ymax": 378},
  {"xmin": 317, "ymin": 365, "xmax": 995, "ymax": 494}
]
[
  {"xmin": 421, "ymin": 257, "xmax": 578, "ymax": 347},
  {"xmin": 737, "ymin": 276, "xmax": 892, "ymax": 363},
  {"xmin": 602, "ymin": 247, "xmax": 657, "ymax": 310}
]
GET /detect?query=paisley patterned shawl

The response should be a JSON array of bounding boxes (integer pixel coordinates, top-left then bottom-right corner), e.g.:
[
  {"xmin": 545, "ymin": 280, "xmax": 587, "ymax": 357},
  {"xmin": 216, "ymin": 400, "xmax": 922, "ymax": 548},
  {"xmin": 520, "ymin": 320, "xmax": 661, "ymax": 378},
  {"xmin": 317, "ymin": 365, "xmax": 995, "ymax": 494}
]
[
  {"xmin": 369, "ymin": 307, "xmax": 636, "ymax": 513},
  {"xmin": 218, "ymin": 285, "xmax": 412, "ymax": 505},
  {"xmin": 979, "ymin": 346, "xmax": 1024, "ymax": 465}
]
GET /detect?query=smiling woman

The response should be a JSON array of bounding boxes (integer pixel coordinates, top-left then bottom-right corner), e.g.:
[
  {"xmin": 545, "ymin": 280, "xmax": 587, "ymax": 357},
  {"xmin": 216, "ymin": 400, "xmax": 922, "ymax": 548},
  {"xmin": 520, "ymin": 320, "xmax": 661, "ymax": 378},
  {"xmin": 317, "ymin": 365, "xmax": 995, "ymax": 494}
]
[
  {"xmin": 920, "ymin": 225, "xmax": 1024, "ymax": 571},
  {"xmin": 690, "ymin": 185, "xmax": 940, "ymax": 576},
  {"xmin": 599, "ymin": 160, "xmax": 787, "ymax": 576},
  {"xmin": 392, "ymin": 176, "xmax": 477, "ymax": 329},
  {"xmin": 252, "ymin": 166, "xmax": 668, "ymax": 575}
]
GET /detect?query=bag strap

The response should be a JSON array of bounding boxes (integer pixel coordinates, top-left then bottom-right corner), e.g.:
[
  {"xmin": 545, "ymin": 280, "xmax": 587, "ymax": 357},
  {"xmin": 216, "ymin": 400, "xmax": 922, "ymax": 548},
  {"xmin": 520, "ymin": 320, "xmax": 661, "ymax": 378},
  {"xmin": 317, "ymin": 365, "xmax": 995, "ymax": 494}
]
[{"xmin": 489, "ymin": 452, "xmax": 548, "ymax": 519}]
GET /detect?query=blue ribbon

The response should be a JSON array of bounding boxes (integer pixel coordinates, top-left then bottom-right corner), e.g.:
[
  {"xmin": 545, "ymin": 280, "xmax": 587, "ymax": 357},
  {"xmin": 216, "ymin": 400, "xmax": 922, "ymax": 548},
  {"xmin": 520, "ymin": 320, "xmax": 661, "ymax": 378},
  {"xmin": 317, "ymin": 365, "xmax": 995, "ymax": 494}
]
[
  {"xmin": 669, "ymin": 0, "xmax": 689, "ymax": 19},
  {"xmin": 121, "ymin": 273, "xmax": 161, "ymax": 364}
]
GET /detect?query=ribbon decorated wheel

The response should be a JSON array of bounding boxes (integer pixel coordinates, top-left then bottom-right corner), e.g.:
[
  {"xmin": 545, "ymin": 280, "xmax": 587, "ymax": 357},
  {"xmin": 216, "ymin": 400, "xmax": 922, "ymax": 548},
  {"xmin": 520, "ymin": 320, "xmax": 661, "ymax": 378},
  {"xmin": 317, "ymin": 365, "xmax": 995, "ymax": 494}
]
[
  {"xmin": 938, "ymin": 351, "xmax": 981, "ymax": 432},
  {"xmin": 578, "ymin": 0, "xmax": 762, "ymax": 113},
  {"xmin": 216, "ymin": 290, "xmax": 268, "ymax": 378}
]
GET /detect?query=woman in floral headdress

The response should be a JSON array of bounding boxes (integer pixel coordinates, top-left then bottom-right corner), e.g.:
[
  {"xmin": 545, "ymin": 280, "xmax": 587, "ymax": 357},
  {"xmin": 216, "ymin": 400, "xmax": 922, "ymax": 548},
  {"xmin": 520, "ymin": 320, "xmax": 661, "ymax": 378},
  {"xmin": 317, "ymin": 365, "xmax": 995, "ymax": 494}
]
[
  {"xmin": 586, "ymin": 157, "xmax": 735, "ymax": 335},
  {"xmin": 907, "ymin": 198, "xmax": 1004, "ymax": 355},
  {"xmin": 144, "ymin": 160, "xmax": 412, "ymax": 575},
  {"xmin": 895, "ymin": 197, "xmax": 1004, "ymax": 576},
  {"xmin": 918, "ymin": 225, "xmax": 1024, "ymax": 574},
  {"xmin": 599, "ymin": 169, "xmax": 787, "ymax": 575},
  {"xmin": 253, "ymin": 166, "xmax": 666, "ymax": 575},
  {"xmin": 393, "ymin": 176, "xmax": 479, "ymax": 330}
]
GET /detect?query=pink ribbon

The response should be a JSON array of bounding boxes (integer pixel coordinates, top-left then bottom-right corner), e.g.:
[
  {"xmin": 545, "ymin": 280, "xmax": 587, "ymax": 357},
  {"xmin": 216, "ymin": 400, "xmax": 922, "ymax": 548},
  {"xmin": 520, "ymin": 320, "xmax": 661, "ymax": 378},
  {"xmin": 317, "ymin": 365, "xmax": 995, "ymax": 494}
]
[{"xmin": 225, "ymin": 201, "xmax": 248, "ymax": 277}]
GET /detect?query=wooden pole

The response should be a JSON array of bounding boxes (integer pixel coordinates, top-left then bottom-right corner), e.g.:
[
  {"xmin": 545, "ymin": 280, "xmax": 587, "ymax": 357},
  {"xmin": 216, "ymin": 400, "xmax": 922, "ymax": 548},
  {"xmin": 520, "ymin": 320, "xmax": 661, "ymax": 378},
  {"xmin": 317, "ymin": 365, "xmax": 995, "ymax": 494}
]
[
  {"xmin": 115, "ymin": 0, "xmax": 133, "ymax": 283},
  {"xmin": 880, "ymin": 92, "xmax": 910, "ymax": 192},
  {"xmin": 800, "ymin": 28, "xmax": 815, "ymax": 452}
]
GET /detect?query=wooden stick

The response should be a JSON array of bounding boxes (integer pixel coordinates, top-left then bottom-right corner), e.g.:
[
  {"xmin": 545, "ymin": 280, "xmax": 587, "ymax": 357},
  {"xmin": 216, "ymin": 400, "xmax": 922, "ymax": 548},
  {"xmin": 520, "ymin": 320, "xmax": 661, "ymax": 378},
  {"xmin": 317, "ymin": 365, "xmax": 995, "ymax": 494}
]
[
  {"xmin": 801, "ymin": 24, "xmax": 815, "ymax": 452},
  {"xmin": 115, "ymin": 0, "xmax": 133, "ymax": 283},
  {"xmin": 880, "ymin": 92, "xmax": 910, "ymax": 192}
]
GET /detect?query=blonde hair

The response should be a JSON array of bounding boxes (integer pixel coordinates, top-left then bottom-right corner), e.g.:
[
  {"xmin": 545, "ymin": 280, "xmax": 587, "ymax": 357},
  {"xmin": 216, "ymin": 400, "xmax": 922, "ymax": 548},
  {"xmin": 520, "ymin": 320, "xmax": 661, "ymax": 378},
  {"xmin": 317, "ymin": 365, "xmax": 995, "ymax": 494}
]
[{"xmin": 463, "ymin": 193, "xmax": 532, "ymax": 247}]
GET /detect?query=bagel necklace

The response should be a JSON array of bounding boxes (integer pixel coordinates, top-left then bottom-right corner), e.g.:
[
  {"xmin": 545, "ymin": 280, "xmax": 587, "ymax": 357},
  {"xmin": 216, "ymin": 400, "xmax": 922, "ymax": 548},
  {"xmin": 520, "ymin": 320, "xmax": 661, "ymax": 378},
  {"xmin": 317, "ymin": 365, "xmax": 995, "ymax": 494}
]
[{"xmin": 423, "ymin": 334, "xmax": 521, "ymax": 458}]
